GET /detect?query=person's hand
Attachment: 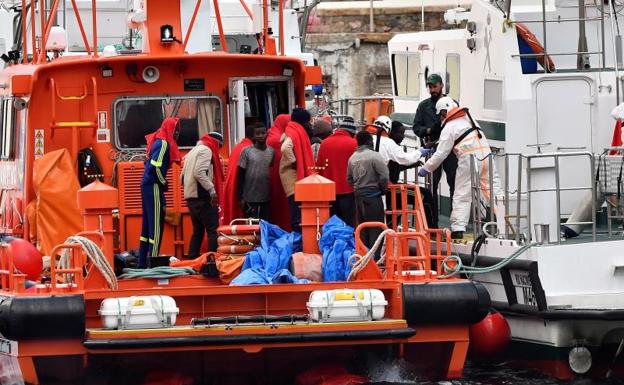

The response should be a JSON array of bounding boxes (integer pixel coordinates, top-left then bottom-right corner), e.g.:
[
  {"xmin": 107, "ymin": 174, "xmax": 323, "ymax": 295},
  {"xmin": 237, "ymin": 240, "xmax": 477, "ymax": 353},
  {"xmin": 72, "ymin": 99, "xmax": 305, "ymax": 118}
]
[
  {"xmin": 418, "ymin": 168, "xmax": 429, "ymax": 177},
  {"xmin": 419, "ymin": 148, "xmax": 434, "ymax": 157},
  {"xmin": 210, "ymin": 195, "xmax": 219, "ymax": 206},
  {"xmin": 426, "ymin": 127, "xmax": 432, "ymax": 135}
]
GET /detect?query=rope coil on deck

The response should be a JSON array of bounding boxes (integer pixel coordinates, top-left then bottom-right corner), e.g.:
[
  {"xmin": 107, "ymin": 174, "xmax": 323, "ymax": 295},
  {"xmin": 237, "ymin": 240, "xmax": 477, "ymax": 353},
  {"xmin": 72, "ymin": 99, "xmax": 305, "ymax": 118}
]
[{"xmin": 57, "ymin": 235, "xmax": 118, "ymax": 290}]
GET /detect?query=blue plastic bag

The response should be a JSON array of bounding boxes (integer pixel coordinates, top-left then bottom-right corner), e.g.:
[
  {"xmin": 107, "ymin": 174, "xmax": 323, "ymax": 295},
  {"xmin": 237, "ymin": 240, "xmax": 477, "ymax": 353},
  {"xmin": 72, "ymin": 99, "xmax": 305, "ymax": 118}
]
[
  {"xmin": 231, "ymin": 220, "xmax": 305, "ymax": 285},
  {"xmin": 319, "ymin": 215, "xmax": 355, "ymax": 282}
]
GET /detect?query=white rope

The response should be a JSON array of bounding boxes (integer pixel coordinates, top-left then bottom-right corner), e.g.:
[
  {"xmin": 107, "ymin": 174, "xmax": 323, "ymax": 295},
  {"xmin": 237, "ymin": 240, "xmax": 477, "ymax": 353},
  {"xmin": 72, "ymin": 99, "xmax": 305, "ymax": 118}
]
[
  {"xmin": 57, "ymin": 236, "xmax": 118, "ymax": 290},
  {"xmin": 347, "ymin": 229, "xmax": 396, "ymax": 281}
]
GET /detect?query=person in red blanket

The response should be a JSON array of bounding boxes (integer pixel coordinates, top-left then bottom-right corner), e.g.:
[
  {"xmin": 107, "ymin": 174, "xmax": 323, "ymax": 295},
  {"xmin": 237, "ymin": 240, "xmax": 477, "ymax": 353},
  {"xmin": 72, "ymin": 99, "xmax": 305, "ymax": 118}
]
[
  {"xmin": 267, "ymin": 114, "xmax": 291, "ymax": 230},
  {"xmin": 317, "ymin": 117, "xmax": 357, "ymax": 227},
  {"xmin": 279, "ymin": 108, "xmax": 315, "ymax": 232},
  {"xmin": 221, "ymin": 124, "xmax": 254, "ymax": 225}
]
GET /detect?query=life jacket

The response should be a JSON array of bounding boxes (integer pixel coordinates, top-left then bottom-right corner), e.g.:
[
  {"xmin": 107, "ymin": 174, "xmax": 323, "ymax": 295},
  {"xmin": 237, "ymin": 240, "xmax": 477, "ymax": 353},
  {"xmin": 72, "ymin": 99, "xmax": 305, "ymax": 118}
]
[{"xmin": 443, "ymin": 107, "xmax": 482, "ymax": 147}]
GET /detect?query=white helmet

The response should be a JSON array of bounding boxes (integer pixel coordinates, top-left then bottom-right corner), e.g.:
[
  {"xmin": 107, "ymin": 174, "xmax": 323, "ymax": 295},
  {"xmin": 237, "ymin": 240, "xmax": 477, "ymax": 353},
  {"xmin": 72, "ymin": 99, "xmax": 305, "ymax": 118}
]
[
  {"xmin": 373, "ymin": 115, "xmax": 392, "ymax": 132},
  {"xmin": 435, "ymin": 96, "xmax": 458, "ymax": 115}
]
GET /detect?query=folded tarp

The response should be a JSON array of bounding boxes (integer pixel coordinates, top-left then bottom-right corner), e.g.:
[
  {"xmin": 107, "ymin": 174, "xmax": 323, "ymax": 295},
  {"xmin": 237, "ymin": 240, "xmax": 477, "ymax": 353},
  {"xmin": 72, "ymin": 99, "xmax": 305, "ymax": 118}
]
[
  {"xmin": 319, "ymin": 215, "xmax": 355, "ymax": 282},
  {"xmin": 231, "ymin": 220, "xmax": 306, "ymax": 285}
]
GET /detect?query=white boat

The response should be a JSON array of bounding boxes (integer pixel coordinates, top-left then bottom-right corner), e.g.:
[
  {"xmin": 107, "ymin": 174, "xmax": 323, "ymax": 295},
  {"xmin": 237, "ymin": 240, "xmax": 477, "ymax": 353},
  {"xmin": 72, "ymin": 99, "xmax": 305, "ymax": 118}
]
[{"xmin": 387, "ymin": 0, "xmax": 624, "ymax": 379}]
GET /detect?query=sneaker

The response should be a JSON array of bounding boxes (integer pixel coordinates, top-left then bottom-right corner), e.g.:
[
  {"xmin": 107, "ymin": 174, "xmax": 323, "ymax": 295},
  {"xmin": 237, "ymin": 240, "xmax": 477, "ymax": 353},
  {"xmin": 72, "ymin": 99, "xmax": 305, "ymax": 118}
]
[{"xmin": 451, "ymin": 231, "xmax": 464, "ymax": 240}]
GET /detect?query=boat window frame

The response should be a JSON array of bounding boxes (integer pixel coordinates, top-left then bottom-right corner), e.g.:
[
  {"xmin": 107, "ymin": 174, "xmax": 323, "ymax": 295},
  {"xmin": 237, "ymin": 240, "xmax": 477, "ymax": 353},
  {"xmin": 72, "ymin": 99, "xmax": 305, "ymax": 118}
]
[
  {"xmin": 227, "ymin": 76, "xmax": 295, "ymax": 152},
  {"xmin": 445, "ymin": 53, "xmax": 461, "ymax": 102},
  {"xmin": 111, "ymin": 94, "xmax": 224, "ymax": 151},
  {"xmin": 0, "ymin": 98, "xmax": 16, "ymax": 161},
  {"xmin": 390, "ymin": 52, "xmax": 421, "ymax": 100}
]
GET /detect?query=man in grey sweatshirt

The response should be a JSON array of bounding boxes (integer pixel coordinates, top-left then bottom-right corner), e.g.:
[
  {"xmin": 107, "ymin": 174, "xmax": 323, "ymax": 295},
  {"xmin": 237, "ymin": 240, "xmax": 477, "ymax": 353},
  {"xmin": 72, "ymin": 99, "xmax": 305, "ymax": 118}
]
[{"xmin": 347, "ymin": 130, "xmax": 389, "ymax": 259}]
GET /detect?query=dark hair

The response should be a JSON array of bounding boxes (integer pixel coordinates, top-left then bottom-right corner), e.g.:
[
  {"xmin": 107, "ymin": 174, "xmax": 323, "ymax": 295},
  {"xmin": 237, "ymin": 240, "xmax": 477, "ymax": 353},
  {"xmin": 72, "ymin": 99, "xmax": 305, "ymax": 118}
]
[
  {"xmin": 245, "ymin": 122, "xmax": 264, "ymax": 138},
  {"xmin": 356, "ymin": 130, "xmax": 373, "ymax": 147}
]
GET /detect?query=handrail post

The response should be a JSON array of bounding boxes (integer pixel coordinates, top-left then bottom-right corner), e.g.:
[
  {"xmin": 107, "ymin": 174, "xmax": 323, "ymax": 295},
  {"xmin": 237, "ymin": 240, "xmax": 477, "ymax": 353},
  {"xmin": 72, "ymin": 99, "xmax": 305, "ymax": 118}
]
[
  {"xmin": 527, "ymin": 157, "xmax": 532, "ymax": 242},
  {"xmin": 555, "ymin": 154, "xmax": 561, "ymax": 244},
  {"xmin": 516, "ymin": 155, "xmax": 523, "ymax": 243},
  {"xmin": 591, "ymin": 154, "xmax": 597, "ymax": 241},
  {"xmin": 91, "ymin": 0, "xmax": 98, "ymax": 57}
]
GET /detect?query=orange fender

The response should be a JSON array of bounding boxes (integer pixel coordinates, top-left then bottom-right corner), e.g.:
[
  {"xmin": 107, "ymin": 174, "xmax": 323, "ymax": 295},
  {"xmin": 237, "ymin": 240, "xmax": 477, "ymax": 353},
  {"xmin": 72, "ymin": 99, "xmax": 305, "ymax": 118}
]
[
  {"xmin": 217, "ymin": 224, "xmax": 260, "ymax": 235},
  {"xmin": 217, "ymin": 234, "xmax": 259, "ymax": 245},
  {"xmin": 217, "ymin": 244, "xmax": 255, "ymax": 254}
]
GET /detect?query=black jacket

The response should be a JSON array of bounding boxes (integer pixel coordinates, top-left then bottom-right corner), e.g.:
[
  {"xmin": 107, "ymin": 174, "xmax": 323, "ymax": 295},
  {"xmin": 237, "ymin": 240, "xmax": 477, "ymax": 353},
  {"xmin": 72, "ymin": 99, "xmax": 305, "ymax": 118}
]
[{"xmin": 412, "ymin": 97, "xmax": 442, "ymax": 145}]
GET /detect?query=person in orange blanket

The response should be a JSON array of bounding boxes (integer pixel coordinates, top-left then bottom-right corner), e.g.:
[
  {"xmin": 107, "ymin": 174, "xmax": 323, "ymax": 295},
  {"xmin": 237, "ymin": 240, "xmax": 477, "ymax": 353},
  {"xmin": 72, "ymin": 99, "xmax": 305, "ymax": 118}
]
[
  {"xmin": 267, "ymin": 114, "xmax": 291, "ymax": 230},
  {"xmin": 279, "ymin": 108, "xmax": 315, "ymax": 232},
  {"xmin": 221, "ymin": 124, "xmax": 255, "ymax": 225},
  {"xmin": 317, "ymin": 117, "xmax": 357, "ymax": 227}
]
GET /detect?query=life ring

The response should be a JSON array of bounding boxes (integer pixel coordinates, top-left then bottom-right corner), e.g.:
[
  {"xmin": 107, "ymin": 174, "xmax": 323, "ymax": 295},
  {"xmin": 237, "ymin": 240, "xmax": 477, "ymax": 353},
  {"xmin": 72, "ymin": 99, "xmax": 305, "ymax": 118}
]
[
  {"xmin": 515, "ymin": 23, "xmax": 555, "ymax": 73},
  {"xmin": 217, "ymin": 235, "xmax": 259, "ymax": 246},
  {"xmin": 217, "ymin": 224, "xmax": 260, "ymax": 235},
  {"xmin": 217, "ymin": 244, "xmax": 256, "ymax": 254}
]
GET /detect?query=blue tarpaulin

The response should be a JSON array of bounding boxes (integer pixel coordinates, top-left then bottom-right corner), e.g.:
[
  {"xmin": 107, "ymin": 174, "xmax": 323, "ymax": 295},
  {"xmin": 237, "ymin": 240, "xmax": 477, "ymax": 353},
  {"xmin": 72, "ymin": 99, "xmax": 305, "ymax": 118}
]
[
  {"xmin": 230, "ymin": 220, "xmax": 307, "ymax": 285},
  {"xmin": 319, "ymin": 215, "xmax": 355, "ymax": 282}
]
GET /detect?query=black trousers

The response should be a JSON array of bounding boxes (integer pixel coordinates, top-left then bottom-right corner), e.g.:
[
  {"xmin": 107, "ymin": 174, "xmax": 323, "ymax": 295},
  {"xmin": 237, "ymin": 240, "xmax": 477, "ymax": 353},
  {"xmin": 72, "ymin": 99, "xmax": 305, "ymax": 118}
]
[
  {"xmin": 331, "ymin": 193, "xmax": 356, "ymax": 228},
  {"xmin": 431, "ymin": 152, "xmax": 458, "ymax": 226},
  {"xmin": 287, "ymin": 195, "xmax": 301, "ymax": 233},
  {"xmin": 186, "ymin": 198, "xmax": 219, "ymax": 258},
  {"xmin": 385, "ymin": 187, "xmax": 436, "ymax": 228},
  {"xmin": 244, "ymin": 202, "xmax": 271, "ymax": 221},
  {"xmin": 355, "ymin": 195, "xmax": 385, "ymax": 260}
]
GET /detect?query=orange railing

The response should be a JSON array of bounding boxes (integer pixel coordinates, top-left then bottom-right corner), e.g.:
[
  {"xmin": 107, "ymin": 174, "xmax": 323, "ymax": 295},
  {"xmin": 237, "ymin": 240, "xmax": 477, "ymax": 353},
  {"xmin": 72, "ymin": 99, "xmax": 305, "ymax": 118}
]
[
  {"xmin": 0, "ymin": 243, "xmax": 26, "ymax": 293},
  {"xmin": 351, "ymin": 183, "xmax": 454, "ymax": 282}
]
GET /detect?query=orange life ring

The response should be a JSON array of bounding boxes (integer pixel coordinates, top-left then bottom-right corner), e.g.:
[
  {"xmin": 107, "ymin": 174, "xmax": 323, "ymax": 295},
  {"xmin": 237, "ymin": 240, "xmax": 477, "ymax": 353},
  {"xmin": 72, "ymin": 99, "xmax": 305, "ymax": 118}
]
[
  {"xmin": 516, "ymin": 23, "xmax": 555, "ymax": 73},
  {"xmin": 217, "ymin": 224, "xmax": 260, "ymax": 235},
  {"xmin": 217, "ymin": 244, "xmax": 255, "ymax": 254},
  {"xmin": 217, "ymin": 235, "xmax": 259, "ymax": 246}
]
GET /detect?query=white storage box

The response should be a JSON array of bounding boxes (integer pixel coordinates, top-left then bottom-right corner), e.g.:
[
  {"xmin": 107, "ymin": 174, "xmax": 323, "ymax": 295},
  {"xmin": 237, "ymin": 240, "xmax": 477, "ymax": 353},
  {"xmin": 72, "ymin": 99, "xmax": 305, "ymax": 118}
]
[
  {"xmin": 307, "ymin": 289, "xmax": 387, "ymax": 323},
  {"xmin": 99, "ymin": 295, "xmax": 179, "ymax": 330}
]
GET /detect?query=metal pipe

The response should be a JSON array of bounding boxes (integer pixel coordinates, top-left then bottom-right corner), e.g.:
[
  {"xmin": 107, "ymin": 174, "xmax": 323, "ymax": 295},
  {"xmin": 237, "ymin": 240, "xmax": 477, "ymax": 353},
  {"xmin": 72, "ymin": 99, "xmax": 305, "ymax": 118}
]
[
  {"xmin": 591, "ymin": 155, "xmax": 597, "ymax": 241},
  {"xmin": 40, "ymin": 0, "xmax": 60, "ymax": 62},
  {"xmin": 91, "ymin": 0, "xmax": 97, "ymax": 57},
  {"xmin": 505, "ymin": 154, "xmax": 510, "ymax": 238},
  {"xmin": 488, "ymin": 154, "xmax": 494, "ymax": 224},
  {"xmin": 213, "ymin": 0, "xmax": 228, "ymax": 52},
  {"xmin": 279, "ymin": 0, "xmax": 285, "ymax": 55},
  {"xmin": 541, "ymin": 0, "xmax": 547, "ymax": 59},
  {"xmin": 238, "ymin": 0, "xmax": 253, "ymax": 20},
  {"xmin": 516, "ymin": 155, "xmax": 522, "ymax": 243},
  {"xmin": 421, "ymin": 0, "xmax": 424, "ymax": 31},
  {"xmin": 514, "ymin": 17, "xmax": 604, "ymax": 23},
  {"xmin": 183, "ymin": 0, "xmax": 202, "ymax": 51},
  {"xmin": 39, "ymin": 0, "xmax": 46, "ymax": 62},
  {"xmin": 577, "ymin": 0, "xmax": 589, "ymax": 70},
  {"xmin": 554, "ymin": 155, "xmax": 561, "ymax": 244},
  {"xmin": 30, "ymin": 0, "xmax": 37, "ymax": 62},
  {"xmin": 369, "ymin": 0, "xmax": 373, "ymax": 33},
  {"xmin": 608, "ymin": 0, "xmax": 621, "ymax": 103},
  {"xmin": 69, "ymin": 0, "xmax": 90, "ymax": 55},
  {"xmin": 526, "ymin": 157, "xmax": 532, "ymax": 242},
  {"xmin": 602, "ymin": 0, "xmax": 606, "ymax": 70},
  {"xmin": 262, "ymin": 0, "xmax": 268, "ymax": 53},
  {"xmin": 512, "ymin": 51, "xmax": 603, "ymax": 58},
  {"xmin": 21, "ymin": 0, "xmax": 28, "ymax": 63}
]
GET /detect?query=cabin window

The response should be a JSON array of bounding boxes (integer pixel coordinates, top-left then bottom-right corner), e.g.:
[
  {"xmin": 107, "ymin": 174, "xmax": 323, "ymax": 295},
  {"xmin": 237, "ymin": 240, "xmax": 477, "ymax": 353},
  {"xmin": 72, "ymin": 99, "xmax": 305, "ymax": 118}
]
[
  {"xmin": 113, "ymin": 95, "xmax": 222, "ymax": 149},
  {"xmin": 392, "ymin": 53, "xmax": 420, "ymax": 98},
  {"xmin": 484, "ymin": 79, "xmax": 503, "ymax": 111},
  {"xmin": 446, "ymin": 54, "xmax": 460, "ymax": 101},
  {"xmin": 0, "ymin": 99, "xmax": 15, "ymax": 160}
]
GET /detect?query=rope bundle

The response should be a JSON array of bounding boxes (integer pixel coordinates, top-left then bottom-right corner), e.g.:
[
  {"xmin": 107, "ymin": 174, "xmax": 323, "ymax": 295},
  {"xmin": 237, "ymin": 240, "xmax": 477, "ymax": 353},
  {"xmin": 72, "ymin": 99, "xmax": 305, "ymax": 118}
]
[{"xmin": 57, "ymin": 236, "xmax": 118, "ymax": 290}]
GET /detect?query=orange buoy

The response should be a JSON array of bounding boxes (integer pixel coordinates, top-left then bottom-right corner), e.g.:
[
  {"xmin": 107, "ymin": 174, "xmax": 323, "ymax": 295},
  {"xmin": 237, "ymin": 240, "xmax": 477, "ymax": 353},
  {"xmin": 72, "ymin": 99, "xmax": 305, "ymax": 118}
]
[
  {"xmin": 469, "ymin": 310, "xmax": 511, "ymax": 357},
  {"xmin": 217, "ymin": 225, "xmax": 260, "ymax": 236},
  {"xmin": 5, "ymin": 237, "xmax": 43, "ymax": 281},
  {"xmin": 217, "ymin": 245, "xmax": 255, "ymax": 254},
  {"xmin": 217, "ymin": 235, "xmax": 258, "ymax": 245}
]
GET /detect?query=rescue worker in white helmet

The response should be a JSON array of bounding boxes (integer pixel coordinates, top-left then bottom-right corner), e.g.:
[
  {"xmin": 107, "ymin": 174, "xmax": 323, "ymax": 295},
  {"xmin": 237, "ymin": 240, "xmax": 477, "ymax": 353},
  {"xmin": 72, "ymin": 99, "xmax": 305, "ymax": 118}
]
[
  {"xmin": 369, "ymin": 115, "xmax": 431, "ymax": 165},
  {"xmin": 418, "ymin": 97, "xmax": 502, "ymax": 239}
]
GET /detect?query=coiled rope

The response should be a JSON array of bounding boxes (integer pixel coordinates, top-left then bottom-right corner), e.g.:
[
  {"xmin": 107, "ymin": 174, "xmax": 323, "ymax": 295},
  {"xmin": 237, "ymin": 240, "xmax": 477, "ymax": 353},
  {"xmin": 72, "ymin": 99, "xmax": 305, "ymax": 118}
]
[
  {"xmin": 57, "ymin": 236, "xmax": 118, "ymax": 290},
  {"xmin": 347, "ymin": 229, "xmax": 397, "ymax": 281},
  {"xmin": 119, "ymin": 266, "xmax": 196, "ymax": 279}
]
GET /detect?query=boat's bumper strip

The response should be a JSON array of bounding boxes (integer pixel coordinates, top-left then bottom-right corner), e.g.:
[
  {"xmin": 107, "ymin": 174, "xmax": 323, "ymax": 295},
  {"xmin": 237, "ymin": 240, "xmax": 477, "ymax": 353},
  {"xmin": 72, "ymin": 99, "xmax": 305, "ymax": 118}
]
[
  {"xmin": 493, "ymin": 301, "xmax": 624, "ymax": 321},
  {"xmin": 83, "ymin": 327, "xmax": 416, "ymax": 350}
]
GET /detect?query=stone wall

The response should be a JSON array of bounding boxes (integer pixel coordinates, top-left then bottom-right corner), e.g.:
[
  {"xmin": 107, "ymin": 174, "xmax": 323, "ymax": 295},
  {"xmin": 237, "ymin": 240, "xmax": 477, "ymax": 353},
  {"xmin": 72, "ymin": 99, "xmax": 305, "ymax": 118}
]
[{"xmin": 305, "ymin": 2, "xmax": 468, "ymax": 116}]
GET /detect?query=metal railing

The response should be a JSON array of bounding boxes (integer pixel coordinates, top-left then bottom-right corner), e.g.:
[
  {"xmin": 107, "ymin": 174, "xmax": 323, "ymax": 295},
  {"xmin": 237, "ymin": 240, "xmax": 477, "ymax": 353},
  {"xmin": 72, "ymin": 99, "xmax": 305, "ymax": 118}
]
[{"xmin": 470, "ymin": 151, "xmax": 596, "ymax": 244}]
